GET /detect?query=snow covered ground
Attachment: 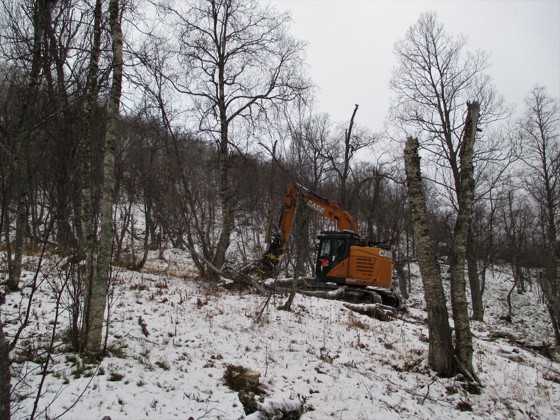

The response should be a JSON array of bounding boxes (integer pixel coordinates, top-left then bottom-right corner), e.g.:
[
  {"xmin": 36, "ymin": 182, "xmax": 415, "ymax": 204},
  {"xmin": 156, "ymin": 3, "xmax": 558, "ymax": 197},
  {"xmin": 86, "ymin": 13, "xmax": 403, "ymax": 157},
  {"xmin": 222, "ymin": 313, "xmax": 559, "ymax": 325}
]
[{"xmin": 3, "ymin": 249, "xmax": 560, "ymax": 419}]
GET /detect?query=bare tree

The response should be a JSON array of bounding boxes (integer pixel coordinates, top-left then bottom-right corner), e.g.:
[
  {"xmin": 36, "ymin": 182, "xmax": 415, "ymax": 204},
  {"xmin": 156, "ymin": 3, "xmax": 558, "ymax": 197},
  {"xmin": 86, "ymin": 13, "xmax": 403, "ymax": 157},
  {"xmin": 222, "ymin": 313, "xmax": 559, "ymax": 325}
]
[
  {"xmin": 281, "ymin": 196, "xmax": 308, "ymax": 311},
  {"xmin": 352, "ymin": 163, "xmax": 412, "ymax": 298},
  {"xmin": 519, "ymin": 86, "xmax": 560, "ymax": 344},
  {"xmin": 500, "ymin": 187, "xmax": 532, "ymax": 321},
  {"xmin": 321, "ymin": 106, "xmax": 379, "ymax": 209},
  {"xmin": 1, "ymin": 0, "xmax": 50, "ymax": 292},
  {"xmin": 469, "ymin": 188, "xmax": 501, "ymax": 319},
  {"xmin": 79, "ymin": 0, "xmax": 104, "ymax": 331},
  {"xmin": 283, "ymin": 99, "xmax": 333, "ymax": 190},
  {"xmin": 389, "ymin": 12, "xmax": 509, "ymax": 323},
  {"xmin": 160, "ymin": 0, "xmax": 307, "ymax": 274}
]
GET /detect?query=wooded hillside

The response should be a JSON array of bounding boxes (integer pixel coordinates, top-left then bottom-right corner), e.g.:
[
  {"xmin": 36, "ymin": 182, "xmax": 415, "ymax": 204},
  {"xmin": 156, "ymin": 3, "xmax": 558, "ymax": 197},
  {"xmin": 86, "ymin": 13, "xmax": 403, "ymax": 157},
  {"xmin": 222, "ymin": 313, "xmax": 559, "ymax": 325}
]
[{"xmin": 0, "ymin": 1, "xmax": 558, "ymax": 418}]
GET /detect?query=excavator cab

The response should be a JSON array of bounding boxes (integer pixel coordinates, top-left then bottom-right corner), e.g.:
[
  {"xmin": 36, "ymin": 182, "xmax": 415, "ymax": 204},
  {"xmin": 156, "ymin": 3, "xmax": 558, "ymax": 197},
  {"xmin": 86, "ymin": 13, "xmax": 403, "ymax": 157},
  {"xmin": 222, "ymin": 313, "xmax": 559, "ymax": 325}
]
[
  {"xmin": 315, "ymin": 231, "xmax": 356, "ymax": 285},
  {"xmin": 315, "ymin": 230, "xmax": 394, "ymax": 290}
]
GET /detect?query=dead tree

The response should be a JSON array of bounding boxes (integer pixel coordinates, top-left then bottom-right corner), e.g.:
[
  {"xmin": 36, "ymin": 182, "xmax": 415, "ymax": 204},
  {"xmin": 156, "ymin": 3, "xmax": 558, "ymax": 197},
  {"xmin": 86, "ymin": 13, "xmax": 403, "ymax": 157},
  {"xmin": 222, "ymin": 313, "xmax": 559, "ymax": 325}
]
[
  {"xmin": 448, "ymin": 101, "xmax": 480, "ymax": 376},
  {"xmin": 404, "ymin": 136, "xmax": 455, "ymax": 377}
]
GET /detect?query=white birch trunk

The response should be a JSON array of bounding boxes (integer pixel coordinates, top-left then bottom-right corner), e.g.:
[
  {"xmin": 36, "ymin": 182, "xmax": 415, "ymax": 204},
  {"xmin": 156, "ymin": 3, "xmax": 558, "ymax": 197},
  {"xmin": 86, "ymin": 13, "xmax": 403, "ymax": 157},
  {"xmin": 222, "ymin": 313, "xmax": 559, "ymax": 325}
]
[
  {"xmin": 449, "ymin": 102, "xmax": 480, "ymax": 376},
  {"xmin": 84, "ymin": 0, "xmax": 123, "ymax": 354},
  {"xmin": 404, "ymin": 136, "xmax": 455, "ymax": 377}
]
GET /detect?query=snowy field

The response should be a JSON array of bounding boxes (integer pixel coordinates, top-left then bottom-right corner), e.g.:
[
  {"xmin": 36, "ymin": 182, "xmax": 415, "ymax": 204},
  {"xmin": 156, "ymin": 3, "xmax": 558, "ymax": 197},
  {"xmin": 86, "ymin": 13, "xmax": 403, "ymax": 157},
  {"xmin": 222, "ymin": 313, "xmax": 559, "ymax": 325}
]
[{"xmin": 3, "ymin": 249, "xmax": 560, "ymax": 419}]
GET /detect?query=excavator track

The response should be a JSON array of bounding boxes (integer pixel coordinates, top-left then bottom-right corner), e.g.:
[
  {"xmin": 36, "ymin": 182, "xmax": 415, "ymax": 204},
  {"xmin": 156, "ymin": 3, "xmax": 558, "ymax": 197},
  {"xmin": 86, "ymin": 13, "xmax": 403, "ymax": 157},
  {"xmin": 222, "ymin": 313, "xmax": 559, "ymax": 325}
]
[
  {"xmin": 263, "ymin": 276, "xmax": 401, "ymax": 308},
  {"xmin": 231, "ymin": 259, "xmax": 401, "ymax": 308}
]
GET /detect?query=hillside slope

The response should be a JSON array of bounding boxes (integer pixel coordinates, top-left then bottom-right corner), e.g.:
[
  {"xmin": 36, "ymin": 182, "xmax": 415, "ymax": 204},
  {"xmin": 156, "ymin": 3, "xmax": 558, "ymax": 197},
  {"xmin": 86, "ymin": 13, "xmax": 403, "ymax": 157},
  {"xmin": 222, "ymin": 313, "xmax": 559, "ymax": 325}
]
[{"xmin": 4, "ymin": 250, "xmax": 560, "ymax": 419}]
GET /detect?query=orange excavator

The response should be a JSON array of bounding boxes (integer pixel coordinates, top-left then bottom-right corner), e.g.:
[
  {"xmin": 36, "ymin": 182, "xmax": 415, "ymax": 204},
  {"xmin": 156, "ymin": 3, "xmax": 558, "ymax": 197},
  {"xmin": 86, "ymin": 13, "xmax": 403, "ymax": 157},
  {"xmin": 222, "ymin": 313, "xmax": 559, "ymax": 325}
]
[{"xmin": 251, "ymin": 182, "xmax": 399, "ymax": 307}]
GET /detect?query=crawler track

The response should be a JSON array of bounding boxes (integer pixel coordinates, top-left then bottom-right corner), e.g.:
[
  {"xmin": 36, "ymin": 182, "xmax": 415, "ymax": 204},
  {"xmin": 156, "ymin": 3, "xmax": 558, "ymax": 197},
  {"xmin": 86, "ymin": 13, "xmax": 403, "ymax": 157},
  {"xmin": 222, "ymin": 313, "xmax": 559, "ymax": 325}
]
[
  {"xmin": 266, "ymin": 277, "xmax": 401, "ymax": 308},
  {"xmin": 233, "ymin": 262, "xmax": 401, "ymax": 308}
]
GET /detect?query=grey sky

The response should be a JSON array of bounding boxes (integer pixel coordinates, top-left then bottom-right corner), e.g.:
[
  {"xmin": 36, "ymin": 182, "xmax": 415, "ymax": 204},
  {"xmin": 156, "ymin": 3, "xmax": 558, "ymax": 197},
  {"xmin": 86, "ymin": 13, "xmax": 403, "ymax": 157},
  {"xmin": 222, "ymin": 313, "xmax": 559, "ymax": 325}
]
[{"xmin": 265, "ymin": 0, "xmax": 560, "ymax": 131}]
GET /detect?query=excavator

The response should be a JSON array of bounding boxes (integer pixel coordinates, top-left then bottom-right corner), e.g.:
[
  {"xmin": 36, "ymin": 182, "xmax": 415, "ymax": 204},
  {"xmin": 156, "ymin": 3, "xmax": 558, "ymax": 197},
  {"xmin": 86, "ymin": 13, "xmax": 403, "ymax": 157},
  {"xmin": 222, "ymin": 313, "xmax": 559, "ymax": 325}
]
[{"xmin": 246, "ymin": 182, "xmax": 400, "ymax": 307}]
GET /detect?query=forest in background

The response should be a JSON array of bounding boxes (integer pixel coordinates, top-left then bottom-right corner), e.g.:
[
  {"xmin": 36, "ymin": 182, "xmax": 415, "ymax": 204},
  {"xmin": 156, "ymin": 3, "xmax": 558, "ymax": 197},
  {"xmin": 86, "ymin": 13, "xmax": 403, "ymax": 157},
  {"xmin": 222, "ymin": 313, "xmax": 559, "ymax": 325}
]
[{"xmin": 0, "ymin": 0, "xmax": 558, "ymax": 418}]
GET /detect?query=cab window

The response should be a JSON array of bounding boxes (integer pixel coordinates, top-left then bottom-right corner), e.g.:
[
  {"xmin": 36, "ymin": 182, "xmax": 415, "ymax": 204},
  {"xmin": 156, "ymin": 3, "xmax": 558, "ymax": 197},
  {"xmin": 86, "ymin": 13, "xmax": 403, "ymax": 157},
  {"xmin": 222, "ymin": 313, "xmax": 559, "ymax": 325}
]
[
  {"xmin": 319, "ymin": 240, "xmax": 331, "ymax": 258},
  {"xmin": 333, "ymin": 239, "xmax": 346, "ymax": 261},
  {"xmin": 319, "ymin": 239, "xmax": 346, "ymax": 262}
]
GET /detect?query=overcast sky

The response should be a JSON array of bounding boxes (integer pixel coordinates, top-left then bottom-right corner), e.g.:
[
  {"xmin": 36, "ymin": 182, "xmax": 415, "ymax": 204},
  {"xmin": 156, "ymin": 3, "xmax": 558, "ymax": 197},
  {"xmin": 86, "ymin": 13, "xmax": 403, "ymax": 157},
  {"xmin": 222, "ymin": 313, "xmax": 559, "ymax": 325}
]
[{"xmin": 264, "ymin": 0, "xmax": 560, "ymax": 131}]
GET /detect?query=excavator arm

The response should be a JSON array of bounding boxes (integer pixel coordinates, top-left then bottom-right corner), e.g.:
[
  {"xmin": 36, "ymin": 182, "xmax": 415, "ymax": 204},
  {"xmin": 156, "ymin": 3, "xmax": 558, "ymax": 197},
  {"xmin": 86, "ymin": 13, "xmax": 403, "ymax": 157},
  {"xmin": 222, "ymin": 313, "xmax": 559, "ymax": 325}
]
[{"xmin": 257, "ymin": 182, "xmax": 357, "ymax": 276}]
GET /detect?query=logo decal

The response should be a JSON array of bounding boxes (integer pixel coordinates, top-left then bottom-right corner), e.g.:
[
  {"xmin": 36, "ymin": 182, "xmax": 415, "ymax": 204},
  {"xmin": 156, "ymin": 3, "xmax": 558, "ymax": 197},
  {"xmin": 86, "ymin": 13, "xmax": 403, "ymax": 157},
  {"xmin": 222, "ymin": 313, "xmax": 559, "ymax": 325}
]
[
  {"xmin": 306, "ymin": 199, "xmax": 325, "ymax": 214},
  {"xmin": 379, "ymin": 250, "xmax": 392, "ymax": 258}
]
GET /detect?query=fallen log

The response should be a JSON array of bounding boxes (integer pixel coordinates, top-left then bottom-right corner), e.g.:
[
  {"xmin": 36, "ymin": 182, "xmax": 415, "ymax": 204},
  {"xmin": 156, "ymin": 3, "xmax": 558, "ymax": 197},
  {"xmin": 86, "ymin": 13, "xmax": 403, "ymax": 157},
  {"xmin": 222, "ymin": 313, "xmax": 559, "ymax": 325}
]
[
  {"xmin": 245, "ymin": 399, "xmax": 305, "ymax": 420},
  {"xmin": 297, "ymin": 286, "xmax": 348, "ymax": 299},
  {"xmin": 343, "ymin": 303, "xmax": 398, "ymax": 321}
]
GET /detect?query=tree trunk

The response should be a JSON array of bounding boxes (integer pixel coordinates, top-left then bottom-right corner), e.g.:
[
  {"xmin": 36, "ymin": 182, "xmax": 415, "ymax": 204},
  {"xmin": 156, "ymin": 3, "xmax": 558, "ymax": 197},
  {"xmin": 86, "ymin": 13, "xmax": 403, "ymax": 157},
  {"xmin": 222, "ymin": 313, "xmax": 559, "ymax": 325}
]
[
  {"xmin": 404, "ymin": 137, "xmax": 455, "ymax": 377},
  {"xmin": 343, "ymin": 303, "xmax": 398, "ymax": 321},
  {"xmin": 546, "ymin": 303, "xmax": 560, "ymax": 346},
  {"xmin": 7, "ymin": 202, "xmax": 26, "ymax": 292},
  {"xmin": 213, "ymin": 135, "xmax": 234, "ymax": 273},
  {"xmin": 84, "ymin": 0, "xmax": 123, "ymax": 354},
  {"xmin": 467, "ymin": 229, "xmax": 484, "ymax": 320},
  {"xmin": 537, "ymin": 273, "xmax": 560, "ymax": 345},
  {"xmin": 79, "ymin": 0, "xmax": 103, "ymax": 351},
  {"xmin": 132, "ymin": 202, "xmax": 151, "ymax": 270},
  {"xmin": 448, "ymin": 101, "xmax": 479, "ymax": 376},
  {"xmin": 212, "ymin": 57, "xmax": 234, "ymax": 275},
  {"xmin": 43, "ymin": 2, "xmax": 77, "ymax": 255},
  {"xmin": 282, "ymin": 197, "xmax": 307, "ymax": 311},
  {"xmin": 0, "ymin": 314, "xmax": 10, "ymax": 420},
  {"xmin": 394, "ymin": 258, "xmax": 409, "ymax": 300},
  {"xmin": 6, "ymin": 0, "xmax": 49, "ymax": 292},
  {"xmin": 264, "ymin": 141, "xmax": 278, "ymax": 246},
  {"xmin": 340, "ymin": 104, "xmax": 358, "ymax": 208}
]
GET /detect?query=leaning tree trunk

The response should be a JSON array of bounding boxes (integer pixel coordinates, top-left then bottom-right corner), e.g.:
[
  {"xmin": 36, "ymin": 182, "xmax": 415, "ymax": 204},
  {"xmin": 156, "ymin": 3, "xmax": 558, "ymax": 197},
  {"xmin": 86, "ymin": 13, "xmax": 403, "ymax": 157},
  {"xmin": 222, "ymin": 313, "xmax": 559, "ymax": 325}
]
[
  {"xmin": 83, "ymin": 0, "xmax": 123, "ymax": 354},
  {"xmin": 404, "ymin": 137, "xmax": 455, "ymax": 377},
  {"xmin": 449, "ymin": 101, "xmax": 480, "ymax": 377}
]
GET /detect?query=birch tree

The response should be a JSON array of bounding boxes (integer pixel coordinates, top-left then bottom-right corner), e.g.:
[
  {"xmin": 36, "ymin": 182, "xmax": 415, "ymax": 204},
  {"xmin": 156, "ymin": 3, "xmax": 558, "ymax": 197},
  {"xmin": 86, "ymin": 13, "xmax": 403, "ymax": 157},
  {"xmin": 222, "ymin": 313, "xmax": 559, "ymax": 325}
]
[
  {"xmin": 448, "ymin": 101, "xmax": 479, "ymax": 375},
  {"xmin": 83, "ymin": 0, "xmax": 123, "ymax": 354},
  {"xmin": 78, "ymin": 0, "xmax": 104, "ymax": 352},
  {"xmin": 402, "ymin": 104, "xmax": 481, "ymax": 382},
  {"xmin": 404, "ymin": 136, "xmax": 455, "ymax": 377},
  {"xmin": 519, "ymin": 86, "xmax": 560, "ymax": 344},
  {"xmin": 390, "ymin": 12, "xmax": 509, "ymax": 323}
]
